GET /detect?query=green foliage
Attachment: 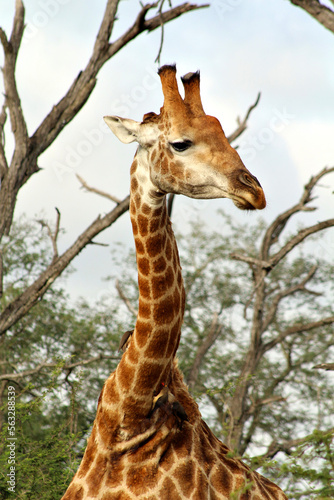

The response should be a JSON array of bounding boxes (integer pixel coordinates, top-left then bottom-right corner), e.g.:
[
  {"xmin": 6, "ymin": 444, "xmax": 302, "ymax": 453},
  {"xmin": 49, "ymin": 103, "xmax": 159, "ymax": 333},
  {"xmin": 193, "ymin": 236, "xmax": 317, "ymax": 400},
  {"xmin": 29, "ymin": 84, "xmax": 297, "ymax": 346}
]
[
  {"xmin": 0, "ymin": 380, "xmax": 82, "ymax": 500},
  {"xmin": 279, "ymin": 430, "xmax": 334, "ymax": 499}
]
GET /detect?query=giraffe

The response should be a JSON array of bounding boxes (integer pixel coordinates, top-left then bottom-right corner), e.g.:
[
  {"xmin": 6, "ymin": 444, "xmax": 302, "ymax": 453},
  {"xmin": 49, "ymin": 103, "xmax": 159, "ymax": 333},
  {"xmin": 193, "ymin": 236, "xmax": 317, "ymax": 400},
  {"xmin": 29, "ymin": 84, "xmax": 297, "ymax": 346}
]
[{"xmin": 62, "ymin": 65, "xmax": 287, "ymax": 500}]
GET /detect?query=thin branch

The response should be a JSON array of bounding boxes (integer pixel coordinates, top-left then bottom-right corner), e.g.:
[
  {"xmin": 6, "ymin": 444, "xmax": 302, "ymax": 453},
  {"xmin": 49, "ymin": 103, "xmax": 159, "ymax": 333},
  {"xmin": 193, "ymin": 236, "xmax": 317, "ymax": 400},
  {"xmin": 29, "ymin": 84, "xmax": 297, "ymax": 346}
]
[
  {"xmin": 142, "ymin": 1, "xmax": 209, "ymax": 32},
  {"xmin": 259, "ymin": 427, "xmax": 334, "ymax": 460},
  {"xmin": 230, "ymin": 253, "xmax": 271, "ymax": 270},
  {"xmin": 269, "ymin": 217, "xmax": 334, "ymax": 269},
  {"xmin": 248, "ymin": 395, "xmax": 286, "ymax": 416},
  {"xmin": 153, "ymin": 0, "xmax": 173, "ymax": 64},
  {"xmin": 187, "ymin": 312, "xmax": 222, "ymax": 390},
  {"xmin": 87, "ymin": 240, "xmax": 109, "ymax": 247},
  {"xmin": 261, "ymin": 264, "xmax": 319, "ymax": 334},
  {"xmin": 154, "ymin": 0, "xmax": 166, "ymax": 64},
  {"xmin": 262, "ymin": 315, "xmax": 334, "ymax": 354},
  {"xmin": 115, "ymin": 279, "xmax": 138, "ymax": 317},
  {"xmin": 260, "ymin": 166, "xmax": 334, "ymax": 262},
  {"xmin": 37, "ymin": 208, "xmax": 61, "ymax": 262},
  {"xmin": 289, "ymin": 0, "xmax": 334, "ymax": 34},
  {"xmin": 0, "ymin": 354, "xmax": 118, "ymax": 381},
  {"xmin": 76, "ymin": 174, "xmax": 121, "ymax": 204},
  {"xmin": 227, "ymin": 93, "xmax": 261, "ymax": 144},
  {"xmin": 313, "ymin": 363, "xmax": 334, "ymax": 371}
]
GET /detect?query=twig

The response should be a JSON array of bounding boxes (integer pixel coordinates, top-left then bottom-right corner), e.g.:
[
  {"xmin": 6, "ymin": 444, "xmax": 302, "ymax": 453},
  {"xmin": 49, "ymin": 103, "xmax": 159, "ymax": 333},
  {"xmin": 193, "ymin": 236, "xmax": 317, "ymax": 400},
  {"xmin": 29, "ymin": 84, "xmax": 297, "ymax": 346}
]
[
  {"xmin": 260, "ymin": 264, "xmax": 320, "ymax": 334},
  {"xmin": 259, "ymin": 426, "xmax": 334, "ymax": 459},
  {"xmin": 76, "ymin": 174, "xmax": 121, "ymax": 204},
  {"xmin": 87, "ymin": 240, "xmax": 109, "ymax": 247},
  {"xmin": 260, "ymin": 166, "xmax": 334, "ymax": 262},
  {"xmin": 248, "ymin": 395, "xmax": 286, "ymax": 415},
  {"xmin": 115, "ymin": 279, "xmax": 138, "ymax": 317},
  {"xmin": 154, "ymin": 0, "xmax": 170, "ymax": 64},
  {"xmin": 37, "ymin": 208, "xmax": 61, "ymax": 262},
  {"xmin": 187, "ymin": 312, "xmax": 222, "ymax": 390},
  {"xmin": 0, "ymin": 354, "xmax": 118, "ymax": 381},
  {"xmin": 227, "ymin": 93, "xmax": 261, "ymax": 144}
]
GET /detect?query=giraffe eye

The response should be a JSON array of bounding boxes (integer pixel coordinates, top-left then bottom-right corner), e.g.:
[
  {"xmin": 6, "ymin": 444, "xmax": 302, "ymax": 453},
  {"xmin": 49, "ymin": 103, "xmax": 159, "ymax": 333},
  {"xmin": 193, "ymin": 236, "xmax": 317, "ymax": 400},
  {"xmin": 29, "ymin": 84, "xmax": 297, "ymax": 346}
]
[{"xmin": 170, "ymin": 140, "xmax": 193, "ymax": 152}]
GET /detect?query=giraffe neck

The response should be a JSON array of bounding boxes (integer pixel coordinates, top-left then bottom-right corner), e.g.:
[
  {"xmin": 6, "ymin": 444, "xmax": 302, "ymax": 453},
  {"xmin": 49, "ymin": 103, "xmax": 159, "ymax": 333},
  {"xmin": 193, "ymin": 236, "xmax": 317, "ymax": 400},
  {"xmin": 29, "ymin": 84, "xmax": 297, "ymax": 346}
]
[{"xmin": 114, "ymin": 146, "xmax": 185, "ymax": 423}]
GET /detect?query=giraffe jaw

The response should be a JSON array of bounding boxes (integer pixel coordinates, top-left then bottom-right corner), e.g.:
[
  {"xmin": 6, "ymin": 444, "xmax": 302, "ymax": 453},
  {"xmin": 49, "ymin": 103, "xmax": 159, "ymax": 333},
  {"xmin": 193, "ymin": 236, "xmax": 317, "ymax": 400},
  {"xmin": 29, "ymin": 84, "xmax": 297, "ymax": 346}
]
[{"xmin": 173, "ymin": 181, "xmax": 266, "ymax": 210}]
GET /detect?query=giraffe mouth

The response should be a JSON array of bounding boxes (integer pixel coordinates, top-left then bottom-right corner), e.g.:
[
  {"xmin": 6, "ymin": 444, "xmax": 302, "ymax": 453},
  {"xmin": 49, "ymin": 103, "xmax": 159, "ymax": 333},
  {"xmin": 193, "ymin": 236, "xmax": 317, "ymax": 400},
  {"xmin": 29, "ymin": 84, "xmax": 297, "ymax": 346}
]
[
  {"xmin": 231, "ymin": 194, "xmax": 266, "ymax": 211},
  {"xmin": 232, "ymin": 197, "xmax": 257, "ymax": 210}
]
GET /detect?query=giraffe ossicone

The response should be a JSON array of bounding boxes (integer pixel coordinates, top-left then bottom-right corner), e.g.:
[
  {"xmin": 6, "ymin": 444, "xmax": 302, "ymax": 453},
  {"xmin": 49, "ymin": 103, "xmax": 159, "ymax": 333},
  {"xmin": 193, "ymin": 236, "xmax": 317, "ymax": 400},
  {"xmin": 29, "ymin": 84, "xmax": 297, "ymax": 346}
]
[{"xmin": 62, "ymin": 65, "xmax": 287, "ymax": 500}]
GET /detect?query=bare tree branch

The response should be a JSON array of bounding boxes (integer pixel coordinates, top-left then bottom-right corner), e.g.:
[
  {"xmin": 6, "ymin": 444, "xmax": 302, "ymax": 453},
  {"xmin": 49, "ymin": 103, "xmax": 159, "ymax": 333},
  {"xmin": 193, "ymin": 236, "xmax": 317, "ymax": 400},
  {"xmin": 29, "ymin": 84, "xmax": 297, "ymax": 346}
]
[
  {"xmin": 0, "ymin": 354, "xmax": 119, "ymax": 382},
  {"xmin": 233, "ymin": 167, "xmax": 334, "ymax": 273},
  {"xmin": 248, "ymin": 395, "xmax": 286, "ymax": 416},
  {"xmin": 259, "ymin": 427, "xmax": 334, "ymax": 460},
  {"xmin": 115, "ymin": 279, "xmax": 138, "ymax": 317},
  {"xmin": 154, "ymin": 0, "xmax": 168, "ymax": 64},
  {"xmin": 227, "ymin": 93, "xmax": 261, "ymax": 144},
  {"xmin": 262, "ymin": 315, "xmax": 334, "ymax": 354},
  {"xmin": 313, "ymin": 363, "xmax": 334, "ymax": 371},
  {"xmin": 37, "ymin": 208, "xmax": 61, "ymax": 262},
  {"xmin": 260, "ymin": 264, "xmax": 319, "ymax": 334},
  {"xmin": 187, "ymin": 312, "xmax": 222, "ymax": 391},
  {"xmin": 230, "ymin": 253, "xmax": 271, "ymax": 269},
  {"xmin": 260, "ymin": 166, "xmax": 334, "ymax": 262},
  {"xmin": 270, "ymin": 217, "xmax": 334, "ymax": 269},
  {"xmin": 76, "ymin": 174, "xmax": 121, "ymax": 204},
  {"xmin": 289, "ymin": 0, "xmax": 334, "ymax": 34}
]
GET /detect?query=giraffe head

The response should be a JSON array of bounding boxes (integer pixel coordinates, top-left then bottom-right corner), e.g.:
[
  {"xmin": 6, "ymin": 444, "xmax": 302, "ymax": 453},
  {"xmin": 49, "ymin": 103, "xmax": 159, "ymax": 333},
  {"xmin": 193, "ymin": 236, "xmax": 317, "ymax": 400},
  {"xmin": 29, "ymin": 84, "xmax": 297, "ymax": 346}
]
[{"xmin": 104, "ymin": 65, "xmax": 266, "ymax": 210}]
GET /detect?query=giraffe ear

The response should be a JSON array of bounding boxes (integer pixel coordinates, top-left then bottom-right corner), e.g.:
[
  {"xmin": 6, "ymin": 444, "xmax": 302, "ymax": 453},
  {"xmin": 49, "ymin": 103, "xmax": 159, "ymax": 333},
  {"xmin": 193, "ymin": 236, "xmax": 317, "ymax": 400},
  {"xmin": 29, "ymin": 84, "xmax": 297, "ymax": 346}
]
[{"xmin": 104, "ymin": 116, "xmax": 141, "ymax": 144}]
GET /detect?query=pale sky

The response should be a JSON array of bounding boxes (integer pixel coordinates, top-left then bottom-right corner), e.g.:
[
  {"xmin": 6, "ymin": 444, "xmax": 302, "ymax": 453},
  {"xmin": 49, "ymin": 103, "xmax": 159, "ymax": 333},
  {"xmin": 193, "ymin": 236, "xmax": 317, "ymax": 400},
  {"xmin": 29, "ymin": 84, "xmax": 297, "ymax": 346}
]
[{"xmin": 1, "ymin": 0, "xmax": 333, "ymax": 301}]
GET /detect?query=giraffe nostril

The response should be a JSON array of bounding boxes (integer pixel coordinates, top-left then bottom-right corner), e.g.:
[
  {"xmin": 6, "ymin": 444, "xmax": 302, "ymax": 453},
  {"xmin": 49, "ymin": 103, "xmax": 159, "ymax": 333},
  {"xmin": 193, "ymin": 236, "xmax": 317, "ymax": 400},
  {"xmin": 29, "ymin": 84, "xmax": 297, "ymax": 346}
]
[{"xmin": 238, "ymin": 171, "xmax": 262, "ymax": 189}]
